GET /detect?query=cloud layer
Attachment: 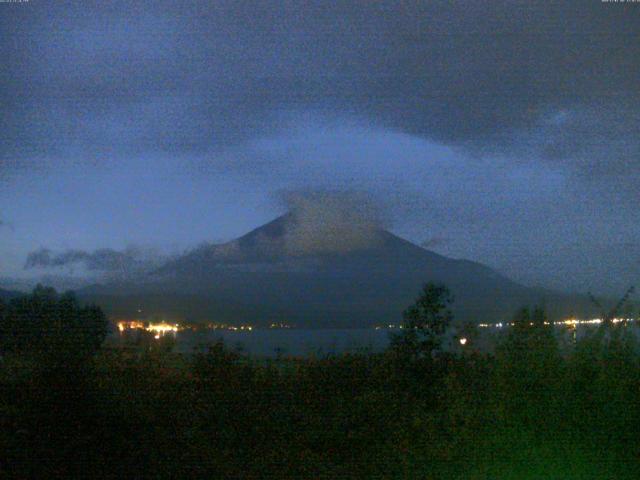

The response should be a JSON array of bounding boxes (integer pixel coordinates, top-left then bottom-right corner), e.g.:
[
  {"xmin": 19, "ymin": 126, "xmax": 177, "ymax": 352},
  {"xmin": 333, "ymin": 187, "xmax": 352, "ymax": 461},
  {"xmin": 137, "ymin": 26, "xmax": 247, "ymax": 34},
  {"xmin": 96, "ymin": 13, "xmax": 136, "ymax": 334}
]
[
  {"xmin": 279, "ymin": 190, "xmax": 385, "ymax": 255},
  {"xmin": 24, "ymin": 246, "xmax": 167, "ymax": 280},
  {"xmin": 2, "ymin": 1, "xmax": 638, "ymax": 175},
  {"xmin": 1, "ymin": 1, "xmax": 639, "ymax": 295}
]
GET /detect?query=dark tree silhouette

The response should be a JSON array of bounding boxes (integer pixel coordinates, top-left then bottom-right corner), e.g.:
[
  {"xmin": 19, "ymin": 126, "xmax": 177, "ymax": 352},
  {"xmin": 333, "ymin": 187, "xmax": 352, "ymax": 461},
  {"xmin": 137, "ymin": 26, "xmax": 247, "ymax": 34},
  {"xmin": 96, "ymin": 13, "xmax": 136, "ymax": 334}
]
[
  {"xmin": 588, "ymin": 285, "xmax": 635, "ymax": 326},
  {"xmin": 0, "ymin": 284, "xmax": 107, "ymax": 364},
  {"xmin": 391, "ymin": 282, "xmax": 453, "ymax": 358}
]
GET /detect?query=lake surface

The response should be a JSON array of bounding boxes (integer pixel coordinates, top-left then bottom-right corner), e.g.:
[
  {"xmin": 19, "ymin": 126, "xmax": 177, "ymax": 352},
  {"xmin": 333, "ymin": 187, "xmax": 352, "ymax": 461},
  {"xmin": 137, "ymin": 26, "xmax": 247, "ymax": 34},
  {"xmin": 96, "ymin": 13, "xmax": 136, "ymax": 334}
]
[
  {"xmin": 111, "ymin": 327, "xmax": 396, "ymax": 357},
  {"xmin": 112, "ymin": 323, "xmax": 639, "ymax": 357}
]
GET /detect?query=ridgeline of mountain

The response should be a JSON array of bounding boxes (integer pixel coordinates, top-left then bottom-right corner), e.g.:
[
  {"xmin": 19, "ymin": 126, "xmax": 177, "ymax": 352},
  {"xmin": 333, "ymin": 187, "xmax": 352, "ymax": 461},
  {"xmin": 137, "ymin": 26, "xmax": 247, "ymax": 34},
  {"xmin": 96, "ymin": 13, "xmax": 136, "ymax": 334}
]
[{"xmin": 80, "ymin": 214, "xmax": 592, "ymax": 327}]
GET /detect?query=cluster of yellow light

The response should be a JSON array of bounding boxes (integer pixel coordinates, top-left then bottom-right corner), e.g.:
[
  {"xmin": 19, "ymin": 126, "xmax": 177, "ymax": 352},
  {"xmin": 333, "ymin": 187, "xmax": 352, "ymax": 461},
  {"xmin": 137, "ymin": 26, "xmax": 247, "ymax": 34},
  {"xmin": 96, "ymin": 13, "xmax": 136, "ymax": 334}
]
[
  {"xmin": 146, "ymin": 322, "xmax": 179, "ymax": 334},
  {"xmin": 478, "ymin": 318, "xmax": 636, "ymax": 328},
  {"xmin": 374, "ymin": 324, "xmax": 404, "ymax": 330},
  {"xmin": 117, "ymin": 320, "xmax": 181, "ymax": 339},
  {"xmin": 557, "ymin": 317, "xmax": 634, "ymax": 326},
  {"xmin": 228, "ymin": 325, "xmax": 253, "ymax": 331},
  {"xmin": 117, "ymin": 320, "xmax": 145, "ymax": 332}
]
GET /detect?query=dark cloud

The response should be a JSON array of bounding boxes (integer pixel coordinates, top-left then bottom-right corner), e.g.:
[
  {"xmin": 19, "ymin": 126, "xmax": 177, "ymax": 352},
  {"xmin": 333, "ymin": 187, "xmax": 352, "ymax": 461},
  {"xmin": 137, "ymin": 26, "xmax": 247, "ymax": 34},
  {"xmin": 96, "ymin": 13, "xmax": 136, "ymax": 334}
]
[
  {"xmin": 25, "ymin": 248, "xmax": 126, "ymax": 271},
  {"xmin": 2, "ymin": 1, "xmax": 638, "ymax": 175},
  {"xmin": 24, "ymin": 248, "xmax": 53, "ymax": 269},
  {"xmin": 24, "ymin": 246, "xmax": 167, "ymax": 279}
]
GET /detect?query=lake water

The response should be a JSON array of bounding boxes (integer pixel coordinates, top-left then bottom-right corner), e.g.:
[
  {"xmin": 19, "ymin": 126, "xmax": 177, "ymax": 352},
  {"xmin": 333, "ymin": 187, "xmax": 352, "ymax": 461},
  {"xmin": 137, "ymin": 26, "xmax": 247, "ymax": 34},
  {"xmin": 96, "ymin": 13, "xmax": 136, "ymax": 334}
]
[
  {"xmin": 111, "ymin": 328, "xmax": 396, "ymax": 357},
  {"xmin": 113, "ymin": 323, "xmax": 639, "ymax": 357}
]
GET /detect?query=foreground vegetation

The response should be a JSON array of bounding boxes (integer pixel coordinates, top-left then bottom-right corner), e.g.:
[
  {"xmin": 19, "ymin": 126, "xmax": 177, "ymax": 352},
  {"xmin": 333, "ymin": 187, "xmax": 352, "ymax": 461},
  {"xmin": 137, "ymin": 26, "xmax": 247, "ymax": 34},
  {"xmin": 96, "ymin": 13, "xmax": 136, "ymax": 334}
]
[{"xmin": 1, "ymin": 286, "xmax": 640, "ymax": 478}]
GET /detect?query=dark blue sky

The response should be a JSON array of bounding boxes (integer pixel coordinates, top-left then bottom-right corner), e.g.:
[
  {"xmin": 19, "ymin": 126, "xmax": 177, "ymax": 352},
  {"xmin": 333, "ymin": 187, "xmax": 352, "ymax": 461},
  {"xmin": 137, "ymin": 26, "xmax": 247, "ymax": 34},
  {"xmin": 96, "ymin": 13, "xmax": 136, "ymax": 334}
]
[{"xmin": 1, "ymin": 1, "xmax": 639, "ymax": 294}]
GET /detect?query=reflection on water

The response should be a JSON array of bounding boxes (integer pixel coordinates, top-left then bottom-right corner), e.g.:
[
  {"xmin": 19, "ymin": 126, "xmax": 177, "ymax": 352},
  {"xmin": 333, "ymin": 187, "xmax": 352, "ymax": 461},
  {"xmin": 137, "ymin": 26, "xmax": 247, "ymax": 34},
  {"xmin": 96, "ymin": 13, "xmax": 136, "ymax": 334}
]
[{"xmin": 112, "ymin": 317, "xmax": 640, "ymax": 358}]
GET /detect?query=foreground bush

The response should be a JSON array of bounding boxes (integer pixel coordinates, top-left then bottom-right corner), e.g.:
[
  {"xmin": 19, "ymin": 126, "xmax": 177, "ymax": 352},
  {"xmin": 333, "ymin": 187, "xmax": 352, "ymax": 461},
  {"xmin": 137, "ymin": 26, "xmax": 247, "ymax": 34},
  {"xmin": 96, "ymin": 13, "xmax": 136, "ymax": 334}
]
[
  {"xmin": 2, "ymin": 288, "xmax": 640, "ymax": 478},
  {"xmin": 2, "ymin": 322, "xmax": 640, "ymax": 478}
]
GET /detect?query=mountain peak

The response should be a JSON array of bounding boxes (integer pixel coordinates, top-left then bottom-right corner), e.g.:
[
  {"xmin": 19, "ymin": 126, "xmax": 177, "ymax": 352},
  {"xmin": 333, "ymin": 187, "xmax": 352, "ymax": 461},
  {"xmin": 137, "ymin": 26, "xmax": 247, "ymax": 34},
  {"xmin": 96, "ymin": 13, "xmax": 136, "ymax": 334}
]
[{"xmin": 85, "ymin": 214, "xmax": 590, "ymax": 327}]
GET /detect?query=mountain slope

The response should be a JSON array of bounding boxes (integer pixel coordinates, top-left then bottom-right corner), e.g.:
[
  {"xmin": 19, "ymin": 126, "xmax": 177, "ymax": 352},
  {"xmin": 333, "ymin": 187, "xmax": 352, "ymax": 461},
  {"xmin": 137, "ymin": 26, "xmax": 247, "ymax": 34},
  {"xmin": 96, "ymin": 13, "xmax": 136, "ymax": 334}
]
[{"xmin": 81, "ymin": 214, "xmax": 591, "ymax": 327}]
